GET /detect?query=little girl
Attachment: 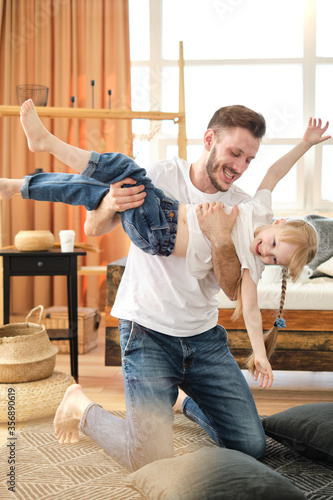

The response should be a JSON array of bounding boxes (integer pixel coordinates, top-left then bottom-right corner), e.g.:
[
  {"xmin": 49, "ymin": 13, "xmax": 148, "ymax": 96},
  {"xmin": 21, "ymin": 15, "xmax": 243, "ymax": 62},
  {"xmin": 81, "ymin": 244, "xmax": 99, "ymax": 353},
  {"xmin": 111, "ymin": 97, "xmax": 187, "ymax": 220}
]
[{"xmin": 1, "ymin": 100, "xmax": 330, "ymax": 387}]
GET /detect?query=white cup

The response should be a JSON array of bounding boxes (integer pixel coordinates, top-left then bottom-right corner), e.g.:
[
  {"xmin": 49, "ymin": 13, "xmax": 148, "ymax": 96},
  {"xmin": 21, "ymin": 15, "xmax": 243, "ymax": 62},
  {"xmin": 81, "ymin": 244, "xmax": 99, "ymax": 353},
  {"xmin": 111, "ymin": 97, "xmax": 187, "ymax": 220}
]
[
  {"xmin": 295, "ymin": 265, "xmax": 313, "ymax": 284},
  {"xmin": 59, "ymin": 230, "xmax": 75, "ymax": 252},
  {"xmin": 261, "ymin": 265, "xmax": 283, "ymax": 284}
]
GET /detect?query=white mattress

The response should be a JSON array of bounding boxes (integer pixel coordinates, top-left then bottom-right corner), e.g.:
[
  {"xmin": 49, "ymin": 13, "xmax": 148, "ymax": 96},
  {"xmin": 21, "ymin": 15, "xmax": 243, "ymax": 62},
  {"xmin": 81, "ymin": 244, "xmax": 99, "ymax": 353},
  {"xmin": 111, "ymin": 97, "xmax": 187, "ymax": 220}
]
[{"xmin": 217, "ymin": 277, "xmax": 333, "ymax": 311}]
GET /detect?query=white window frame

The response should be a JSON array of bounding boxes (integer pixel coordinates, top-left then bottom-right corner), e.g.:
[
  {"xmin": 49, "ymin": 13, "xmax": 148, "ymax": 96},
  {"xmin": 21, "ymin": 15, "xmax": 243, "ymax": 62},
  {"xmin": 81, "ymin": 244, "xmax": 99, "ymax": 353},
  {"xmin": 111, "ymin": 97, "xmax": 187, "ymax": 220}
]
[{"xmin": 130, "ymin": 0, "xmax": 333, "ymax": 214}]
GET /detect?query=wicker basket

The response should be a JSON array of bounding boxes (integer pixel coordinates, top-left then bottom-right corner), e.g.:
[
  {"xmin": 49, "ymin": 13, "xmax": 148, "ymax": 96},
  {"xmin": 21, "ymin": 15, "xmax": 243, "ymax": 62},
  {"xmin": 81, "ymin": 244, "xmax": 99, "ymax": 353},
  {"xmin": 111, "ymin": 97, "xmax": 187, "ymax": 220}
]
[
  {"xmin": 0, "ymin": 306, "xmax": 58, "ymax": 383},
  {"xmin": 0, "ymin": 371, "xmax": 75, "ymax": 422},
  {"xmin": 16, "ymin": 84, "xmax": 49, "ymax": 106},
  {"xmin": 44, "ymin": 306, "xmax": 100, "ymax": 354},
  {"xmin": 14, "ymin": 230, "xmax": 54, "ymax": 251}
]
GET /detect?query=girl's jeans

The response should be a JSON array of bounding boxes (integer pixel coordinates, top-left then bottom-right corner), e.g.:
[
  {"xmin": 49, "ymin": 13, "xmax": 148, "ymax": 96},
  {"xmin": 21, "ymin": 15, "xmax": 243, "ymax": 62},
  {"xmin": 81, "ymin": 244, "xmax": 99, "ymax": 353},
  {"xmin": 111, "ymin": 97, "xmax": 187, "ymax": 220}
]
[
  {"xmin": 80, "ymin": 320, "xmax": 266, "ymax": 472},
  {"xmin": 21, "ymin": 151, "xmax": 179, "ymax": 256}
]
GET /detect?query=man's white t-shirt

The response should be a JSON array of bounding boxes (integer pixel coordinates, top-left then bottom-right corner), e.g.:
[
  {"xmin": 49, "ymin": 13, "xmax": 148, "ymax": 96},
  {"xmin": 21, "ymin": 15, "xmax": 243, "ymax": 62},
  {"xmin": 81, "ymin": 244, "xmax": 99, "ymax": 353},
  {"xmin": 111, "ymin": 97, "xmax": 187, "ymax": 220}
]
[
  {"xmin": 112, "ymin": 157, "xmax": 252, "ymax": 337},
  {"xmin": 186, "ymin": 189, "xmax": 273, "ymax": 285}
]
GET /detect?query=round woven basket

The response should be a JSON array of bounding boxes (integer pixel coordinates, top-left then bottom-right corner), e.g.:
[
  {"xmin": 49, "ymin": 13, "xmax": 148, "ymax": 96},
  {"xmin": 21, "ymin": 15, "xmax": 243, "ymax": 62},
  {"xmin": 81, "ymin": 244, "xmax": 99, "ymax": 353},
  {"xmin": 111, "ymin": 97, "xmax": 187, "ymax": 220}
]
[
  {"xmin": 14, "ymin": 230, "xmax": 54, "ymax": 251},
  {"xmin": 0, "ymin": 306, "xmax": 58, "ymax": 383},
  {"xmin": 0, "ymin": 371, "xmax": 75, "ymax": 422}
]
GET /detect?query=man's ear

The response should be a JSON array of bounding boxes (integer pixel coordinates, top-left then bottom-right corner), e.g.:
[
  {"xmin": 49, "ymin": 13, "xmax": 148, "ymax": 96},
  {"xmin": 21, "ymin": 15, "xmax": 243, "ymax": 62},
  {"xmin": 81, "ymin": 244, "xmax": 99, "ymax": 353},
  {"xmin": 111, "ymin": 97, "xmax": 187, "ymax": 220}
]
[
  {"xmin": 204, "ymin": 129, "xmax": 215, "ymax": 151},
  {"xmin": 273, "ymin": 218, "xmax": 286, "ymax": 225}
]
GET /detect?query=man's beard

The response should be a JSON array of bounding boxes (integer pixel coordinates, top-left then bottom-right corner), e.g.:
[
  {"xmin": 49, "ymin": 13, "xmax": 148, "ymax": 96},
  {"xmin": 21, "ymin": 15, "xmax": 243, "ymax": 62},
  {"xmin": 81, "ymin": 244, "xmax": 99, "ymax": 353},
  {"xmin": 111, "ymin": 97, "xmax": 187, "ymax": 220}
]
[{"xmin": 206, "ymin": 146, "xmax": 230, "ymax": 192}]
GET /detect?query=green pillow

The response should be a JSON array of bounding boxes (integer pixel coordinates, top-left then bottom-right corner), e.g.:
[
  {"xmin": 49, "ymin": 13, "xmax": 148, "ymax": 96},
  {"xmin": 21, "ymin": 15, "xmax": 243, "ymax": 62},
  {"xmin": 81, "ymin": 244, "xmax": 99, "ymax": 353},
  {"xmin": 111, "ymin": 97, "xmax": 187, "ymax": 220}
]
[
  {"xmin": 125, "ymin": 446, "xmax": 305, "ymax": 500},
  {"xmin": 262, "ymin": 403, "xmax": 333, "ymax": 463}
]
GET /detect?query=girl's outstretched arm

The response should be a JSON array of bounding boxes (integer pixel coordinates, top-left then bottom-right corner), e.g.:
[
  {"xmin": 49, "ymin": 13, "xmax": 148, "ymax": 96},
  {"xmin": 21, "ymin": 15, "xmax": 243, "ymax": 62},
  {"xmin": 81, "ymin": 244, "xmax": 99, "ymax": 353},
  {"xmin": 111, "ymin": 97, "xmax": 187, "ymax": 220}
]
[
  {"xmin": 257, "ymin": 118, "xmax": 330, "ymax": 193},
  {"xmin": 241, "ymin": 269, "xmax": 274, "ymax": 389}
]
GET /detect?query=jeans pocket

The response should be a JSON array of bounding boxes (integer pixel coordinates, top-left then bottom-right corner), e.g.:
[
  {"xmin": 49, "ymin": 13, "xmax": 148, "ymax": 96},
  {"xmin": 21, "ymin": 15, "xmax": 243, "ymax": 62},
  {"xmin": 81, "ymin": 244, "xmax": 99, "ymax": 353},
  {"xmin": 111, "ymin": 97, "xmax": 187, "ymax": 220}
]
[
  {"xmin": 122, "ymin": 220, "xmax": 152, "ymax": 251},
  {"xmin": 216, "ymin": 323, "xmax": 228, "ymax": 343},
  {"xmin": 119, "ymin": 320, "xmax": 137, "ymax": 357}
]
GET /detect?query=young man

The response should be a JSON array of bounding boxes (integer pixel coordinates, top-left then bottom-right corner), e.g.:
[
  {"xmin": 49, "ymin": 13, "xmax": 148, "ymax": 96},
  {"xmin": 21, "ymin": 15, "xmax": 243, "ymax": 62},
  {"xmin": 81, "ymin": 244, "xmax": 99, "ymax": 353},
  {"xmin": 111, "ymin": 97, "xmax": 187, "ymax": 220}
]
[{"xmin": 53, "ymin": 105, "xmax": 267, "ymax": 472}]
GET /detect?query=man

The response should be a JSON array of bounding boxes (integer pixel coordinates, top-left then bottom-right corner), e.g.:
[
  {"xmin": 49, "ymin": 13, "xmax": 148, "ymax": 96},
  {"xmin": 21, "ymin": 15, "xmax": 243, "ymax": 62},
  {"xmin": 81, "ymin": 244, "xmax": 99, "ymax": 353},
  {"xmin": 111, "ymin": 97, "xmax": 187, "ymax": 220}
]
[{"xmin": 54, "ymin": 105, "xmax": 267, "ymax": 472}]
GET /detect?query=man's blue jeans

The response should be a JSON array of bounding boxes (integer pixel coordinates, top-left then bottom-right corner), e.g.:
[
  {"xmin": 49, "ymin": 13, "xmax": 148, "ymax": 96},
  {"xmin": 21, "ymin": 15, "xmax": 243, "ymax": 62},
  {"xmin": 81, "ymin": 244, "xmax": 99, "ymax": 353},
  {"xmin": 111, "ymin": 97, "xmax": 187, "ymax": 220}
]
[
  {"xmin": 79, "ymin": 320, "xmax": 266, "ymax": 472},
  {"xmin": 21, "ymin": 151, "xmax": 178, "ymax": 256}
]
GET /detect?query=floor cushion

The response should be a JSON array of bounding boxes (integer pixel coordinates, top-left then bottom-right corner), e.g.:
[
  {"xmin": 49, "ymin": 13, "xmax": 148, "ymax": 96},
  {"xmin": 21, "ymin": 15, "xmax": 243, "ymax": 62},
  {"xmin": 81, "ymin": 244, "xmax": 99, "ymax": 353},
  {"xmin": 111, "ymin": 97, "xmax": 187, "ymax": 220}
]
[{"xmin": 126, "ymin": 445, "xmax": 305, "ymax": 500}]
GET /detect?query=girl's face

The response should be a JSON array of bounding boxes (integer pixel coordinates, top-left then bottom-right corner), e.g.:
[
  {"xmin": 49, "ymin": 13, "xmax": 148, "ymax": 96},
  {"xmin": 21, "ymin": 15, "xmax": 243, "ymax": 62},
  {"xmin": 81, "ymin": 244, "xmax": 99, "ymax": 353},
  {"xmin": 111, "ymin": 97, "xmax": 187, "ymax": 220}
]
[{"xmin": 250, "ymin": 220, "xmax": 297, "ymax": 266}]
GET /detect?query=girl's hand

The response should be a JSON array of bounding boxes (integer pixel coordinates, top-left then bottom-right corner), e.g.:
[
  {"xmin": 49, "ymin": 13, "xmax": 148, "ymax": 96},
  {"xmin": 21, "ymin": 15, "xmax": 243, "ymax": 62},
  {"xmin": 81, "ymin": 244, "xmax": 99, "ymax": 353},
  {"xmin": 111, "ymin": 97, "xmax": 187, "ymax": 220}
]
[
  {"xmin": 303, "ymin": 118, "xmax": 331, "ymax": 146},
  {"xmin": 253, "ymin": 355, "xmax": 274, "ymax": 389}
]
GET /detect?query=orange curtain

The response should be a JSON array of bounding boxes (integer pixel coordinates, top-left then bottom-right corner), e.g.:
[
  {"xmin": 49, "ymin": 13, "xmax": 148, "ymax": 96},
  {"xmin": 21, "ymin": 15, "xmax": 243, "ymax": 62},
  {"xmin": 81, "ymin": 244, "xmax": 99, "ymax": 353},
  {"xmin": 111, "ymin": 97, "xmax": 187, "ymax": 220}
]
[{"xmin": 0, "ymin": 0, "xmax": 131, "ymax": 316}]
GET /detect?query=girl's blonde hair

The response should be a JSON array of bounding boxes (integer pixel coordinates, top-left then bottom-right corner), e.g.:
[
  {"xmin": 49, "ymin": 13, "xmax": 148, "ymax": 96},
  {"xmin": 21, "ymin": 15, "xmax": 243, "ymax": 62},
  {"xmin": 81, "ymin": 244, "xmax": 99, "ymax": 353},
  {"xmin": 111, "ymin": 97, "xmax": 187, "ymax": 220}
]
[
  {"xmin": 278, "ymin": 219, "xmax": 318, "ymax": 282},
  {"xmin": 234, "ymin": 219, "xmax": 318, "ymax": 376}
]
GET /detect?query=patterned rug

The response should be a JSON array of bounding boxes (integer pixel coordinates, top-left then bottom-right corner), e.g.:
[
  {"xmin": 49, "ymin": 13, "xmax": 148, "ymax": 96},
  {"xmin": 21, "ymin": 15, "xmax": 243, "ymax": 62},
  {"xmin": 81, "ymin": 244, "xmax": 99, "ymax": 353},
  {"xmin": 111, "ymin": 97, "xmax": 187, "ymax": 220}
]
[{"xmin": 0, "ymin": 412, "xmax": 332, "ymax": 500}]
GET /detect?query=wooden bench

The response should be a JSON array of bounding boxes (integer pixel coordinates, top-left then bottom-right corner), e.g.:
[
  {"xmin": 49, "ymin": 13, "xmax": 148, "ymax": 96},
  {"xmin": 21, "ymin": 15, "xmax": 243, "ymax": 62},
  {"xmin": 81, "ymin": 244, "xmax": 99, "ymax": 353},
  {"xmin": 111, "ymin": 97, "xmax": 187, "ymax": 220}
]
[{"xmin": 105, "ymin": 259, "xmax": 333, "ymax": 371}]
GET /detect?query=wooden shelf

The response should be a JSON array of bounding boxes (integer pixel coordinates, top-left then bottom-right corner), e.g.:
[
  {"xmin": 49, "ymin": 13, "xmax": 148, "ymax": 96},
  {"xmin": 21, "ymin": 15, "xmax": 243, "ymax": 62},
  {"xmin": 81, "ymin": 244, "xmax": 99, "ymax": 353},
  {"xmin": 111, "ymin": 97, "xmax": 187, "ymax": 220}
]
[
  {"xmin": 0, "ymin": 42, "xmax": 187, "ymax": 159},
  {"xmin": 0, "ymin": 105, "xmax": 184, "ymax": 123},
  {"xmin": 78, "ymin": 266, "xmax": 107, "ymax": 276}
]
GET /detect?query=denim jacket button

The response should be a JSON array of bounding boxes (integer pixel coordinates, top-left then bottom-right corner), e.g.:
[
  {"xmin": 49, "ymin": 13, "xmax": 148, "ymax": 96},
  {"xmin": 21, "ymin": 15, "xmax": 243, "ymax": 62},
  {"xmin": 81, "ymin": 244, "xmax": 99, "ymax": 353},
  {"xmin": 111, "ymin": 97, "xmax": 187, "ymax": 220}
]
[{"xmin": 169, "ymin": 212, "xmax": 175, "ymax": 218}]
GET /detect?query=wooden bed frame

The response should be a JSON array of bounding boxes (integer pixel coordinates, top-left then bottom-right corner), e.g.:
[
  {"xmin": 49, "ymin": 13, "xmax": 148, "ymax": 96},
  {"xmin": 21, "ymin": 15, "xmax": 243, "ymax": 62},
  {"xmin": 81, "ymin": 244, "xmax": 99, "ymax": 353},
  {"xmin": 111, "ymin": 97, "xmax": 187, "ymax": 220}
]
[{"xmin": 105, "ymin": 260, "xmax": 333, "ymax": 372}]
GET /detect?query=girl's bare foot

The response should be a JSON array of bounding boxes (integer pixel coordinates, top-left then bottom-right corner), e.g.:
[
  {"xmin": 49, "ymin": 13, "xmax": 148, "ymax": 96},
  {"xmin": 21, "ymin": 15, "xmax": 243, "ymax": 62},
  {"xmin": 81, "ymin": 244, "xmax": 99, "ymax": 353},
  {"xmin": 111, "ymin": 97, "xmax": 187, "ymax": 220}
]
[
  {"xmin": 20, "ymin": 99, "xmax": 53, "ymax": 153},
  {"xmin": 0, "ymin": 178, "xmax": 24, "ymax": 200},
  {"xmin": 20, "ymin": 98, "xmax": 92, "ymax": 172},
  {"xmin": 53, "ymin": 384, "xmax": 92, "ymax": 444}
]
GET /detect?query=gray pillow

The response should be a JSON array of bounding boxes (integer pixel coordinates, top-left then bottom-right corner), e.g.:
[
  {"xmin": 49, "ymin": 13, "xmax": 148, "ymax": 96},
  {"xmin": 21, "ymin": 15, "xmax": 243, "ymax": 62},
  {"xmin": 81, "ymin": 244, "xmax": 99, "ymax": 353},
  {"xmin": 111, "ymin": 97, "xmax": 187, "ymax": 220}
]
[
  {"xmin": 262, "ymin": 403, "xmax": 333, "ymax": 463},
  {"xmin": 304, "ymin": 215, "xmax": 333, "ymax": 278},
  {"xmin": 125, "ymin": 446, "xmax": 305, "ymax": 500}
]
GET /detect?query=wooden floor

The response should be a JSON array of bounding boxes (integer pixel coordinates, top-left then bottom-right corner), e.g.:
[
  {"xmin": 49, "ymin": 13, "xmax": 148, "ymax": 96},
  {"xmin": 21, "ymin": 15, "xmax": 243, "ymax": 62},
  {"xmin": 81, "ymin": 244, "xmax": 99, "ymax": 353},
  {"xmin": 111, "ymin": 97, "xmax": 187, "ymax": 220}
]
[
  {"xmin": 1, "ymin": 312, "xmax": 332, "ymax": 447},
  {"xmin": 53, "ymin": 313, "xmax": 333, "ymax": 416}
]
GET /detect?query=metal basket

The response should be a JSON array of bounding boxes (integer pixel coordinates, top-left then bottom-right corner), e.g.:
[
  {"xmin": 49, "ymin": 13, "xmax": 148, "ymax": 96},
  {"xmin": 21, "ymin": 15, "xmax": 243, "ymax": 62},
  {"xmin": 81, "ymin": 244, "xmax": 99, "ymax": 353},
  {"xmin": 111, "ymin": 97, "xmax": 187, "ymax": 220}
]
[{"xmin": 16, "ymin": 84, "xmax": 49, "ymax": 106}]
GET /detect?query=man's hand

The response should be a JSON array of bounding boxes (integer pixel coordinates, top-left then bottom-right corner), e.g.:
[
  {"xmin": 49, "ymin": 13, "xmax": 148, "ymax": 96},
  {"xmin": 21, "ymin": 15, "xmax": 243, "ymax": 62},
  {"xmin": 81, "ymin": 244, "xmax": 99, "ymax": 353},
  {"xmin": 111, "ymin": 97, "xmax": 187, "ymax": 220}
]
[
  {"xmin": 84, "ymin": 177, "xmax": 146, "ymax": 236},
  {"xmin": 195, "ymin": 202, "xmax": 239, "ymax": 246},
  {"xmin": 104, "ymin": 177, "xmax": 147, "ymax": 212},
  {"xmin": 303, "ymin": 117, "xmax": 331, "ymax": 146}
]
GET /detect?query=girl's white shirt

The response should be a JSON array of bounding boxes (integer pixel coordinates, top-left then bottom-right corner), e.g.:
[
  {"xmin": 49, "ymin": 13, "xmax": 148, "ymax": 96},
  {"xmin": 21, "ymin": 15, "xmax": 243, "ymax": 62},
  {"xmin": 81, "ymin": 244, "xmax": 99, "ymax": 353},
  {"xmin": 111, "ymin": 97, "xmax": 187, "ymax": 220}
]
[{"xmin": 186, "ymin": 189, "xmax": 273, "ymax": 285}]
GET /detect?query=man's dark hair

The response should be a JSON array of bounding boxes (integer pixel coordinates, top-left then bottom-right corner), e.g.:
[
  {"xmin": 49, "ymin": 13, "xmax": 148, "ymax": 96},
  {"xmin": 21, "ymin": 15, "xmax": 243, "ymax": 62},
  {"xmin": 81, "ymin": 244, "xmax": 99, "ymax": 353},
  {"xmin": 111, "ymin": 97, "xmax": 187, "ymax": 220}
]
[{"xmin": 207, "ymin": 105, "xmax": 266, "ymax": 139}]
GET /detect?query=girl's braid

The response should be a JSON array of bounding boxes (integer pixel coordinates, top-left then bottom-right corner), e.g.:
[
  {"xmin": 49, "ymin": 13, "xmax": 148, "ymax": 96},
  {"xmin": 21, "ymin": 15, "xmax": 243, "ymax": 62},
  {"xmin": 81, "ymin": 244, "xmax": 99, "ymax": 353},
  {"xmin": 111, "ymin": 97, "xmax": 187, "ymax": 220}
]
[{"xmin": 276, "ymin": 266, "xmax": 288, "ymax": 325}]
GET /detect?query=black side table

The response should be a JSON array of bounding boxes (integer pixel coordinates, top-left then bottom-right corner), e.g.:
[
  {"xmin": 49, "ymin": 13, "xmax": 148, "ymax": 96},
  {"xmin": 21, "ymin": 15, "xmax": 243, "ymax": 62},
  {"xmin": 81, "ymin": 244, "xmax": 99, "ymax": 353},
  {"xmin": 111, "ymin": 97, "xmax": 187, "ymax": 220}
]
[{"xmin": 0, "ymin": 248, "xmax": 86, "ymax": 382}]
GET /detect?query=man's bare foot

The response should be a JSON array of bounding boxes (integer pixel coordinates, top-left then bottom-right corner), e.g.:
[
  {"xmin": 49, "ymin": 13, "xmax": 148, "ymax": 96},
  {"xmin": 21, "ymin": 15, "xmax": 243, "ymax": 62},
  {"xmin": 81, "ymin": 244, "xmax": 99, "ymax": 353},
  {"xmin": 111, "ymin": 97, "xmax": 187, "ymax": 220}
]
[
  {"xmin": 53, "ymin": 384, "xmax": 92, "ymax": 444},
  {"xmin": 0, "ymin": 178, "xmax": 24, "ymax": 200},
  {"xmin": 173, "ymin": 389, "xmax": 187, "ymax": 414},
  {"xmin": 20, "ymin": 99, "xmax": 53, "ymax": 153}
]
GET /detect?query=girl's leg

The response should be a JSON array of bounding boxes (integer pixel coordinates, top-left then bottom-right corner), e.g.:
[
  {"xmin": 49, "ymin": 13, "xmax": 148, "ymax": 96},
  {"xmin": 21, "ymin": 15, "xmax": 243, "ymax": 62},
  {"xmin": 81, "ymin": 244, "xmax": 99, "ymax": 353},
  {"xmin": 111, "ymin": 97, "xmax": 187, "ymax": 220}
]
[
  {"xmin": 0, "ymin": 179, "xmax": 24, "ymax": 200},
  {"xmin": 18, "ymin": 100, "xmax": 181, "ymax": 255},
  {"xmin": 21, "ymin": 172, "xmax": 111, "ymax": 211},
  {"xmin": 20, "ymin": 99, "xmax": 91, "ymax": 172},
  {"xmin": 3, "ymin": 128, "xmax": 181, "ymax": 256},
  {"xmin": 23, "ymin": 150, "xmax": 180, "ymax": 256},
  {"xmin": 18, "ymin": 151, "xmax": 152, "ymax": 210}
]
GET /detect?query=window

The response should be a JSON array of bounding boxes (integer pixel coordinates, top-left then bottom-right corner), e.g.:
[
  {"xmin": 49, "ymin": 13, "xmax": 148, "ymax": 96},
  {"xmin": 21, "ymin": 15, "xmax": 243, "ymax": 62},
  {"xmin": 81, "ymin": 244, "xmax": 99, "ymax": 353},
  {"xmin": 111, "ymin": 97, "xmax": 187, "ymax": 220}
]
[{"xmin": 129, "ymin": 0, "xmax": 333, "ymax": 213}]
